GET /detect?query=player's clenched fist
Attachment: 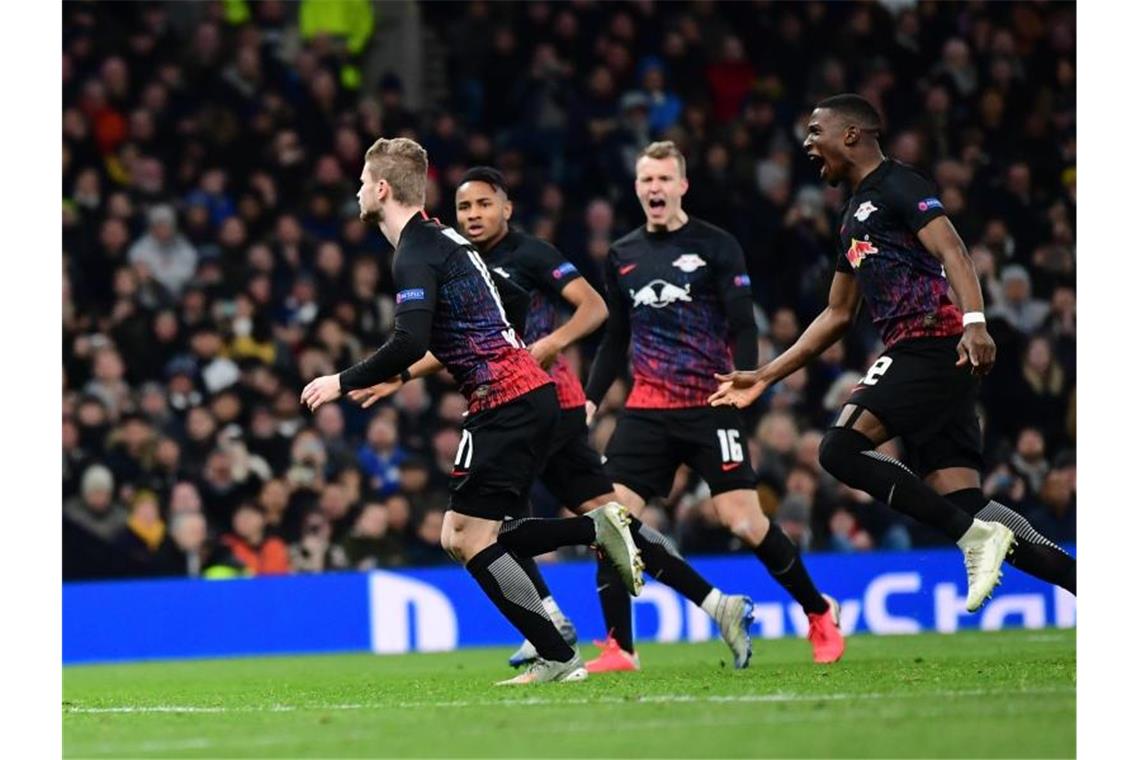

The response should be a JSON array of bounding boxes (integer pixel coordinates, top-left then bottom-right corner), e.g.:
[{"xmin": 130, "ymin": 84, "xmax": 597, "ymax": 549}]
[
  {"xmin": 708, "ymin": 370, "xmax": 769, "ymax": 409},
  {"xmin": 300, "ymin": 374, "xmax": 343, "ymax": 412}
]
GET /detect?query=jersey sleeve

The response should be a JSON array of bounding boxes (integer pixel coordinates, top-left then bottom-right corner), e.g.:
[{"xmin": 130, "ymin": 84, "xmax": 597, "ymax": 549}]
[
  {"xmin": 392, "ymin": 249, "xmax": 439, "ymax": 315},
  {"xmin": 835, "ymin": 201, "xmax": 855, "ymax": 273},
  {"xmin": 584, "ymin": 252, "xmax": 630, "ymax": 404},
  {"xmin": 712, "ymin": 232, "xmax": 753, "ymax": 303},
  {"xmin": 523, "ymin": 239, "xmax": 583, "ymax": 299},
  {"xmin": 885, "ymin": 168, "xmax": 947, "ymax": 234}
]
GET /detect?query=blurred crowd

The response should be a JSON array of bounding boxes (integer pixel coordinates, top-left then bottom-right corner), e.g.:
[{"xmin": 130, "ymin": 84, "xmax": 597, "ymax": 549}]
[{"xmin": 62, "ymin": 1, "xmax": 1076, "ymax": 581}]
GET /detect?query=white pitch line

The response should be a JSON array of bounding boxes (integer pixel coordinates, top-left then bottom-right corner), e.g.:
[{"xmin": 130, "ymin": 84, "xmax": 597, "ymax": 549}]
[{"xmin": 64, "ymin": 686, "xmax": 1073, "ymax": 715}]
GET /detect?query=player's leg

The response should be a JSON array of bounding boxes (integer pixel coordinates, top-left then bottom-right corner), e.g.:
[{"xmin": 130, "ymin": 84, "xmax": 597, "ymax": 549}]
[
  {"xmin": 819, "ymin": 405, "xmax": 1013, "ymax": 610},
  {"xmin": 442, "ymin": 509, "xmax": 582, "ymax": 677},
  {"xmin": 686, "ymin": 406, "xmax": 841, "ymax": 665},
  {"xmin": 818, "ymin": 342, "xmax": 1014, "ymax": 610},
  {"xmin": 919, "ymin": 430, "xmax": 1076, "ymax": 596},
  {"xmin": 594, "ymin": 410, "xmax": 677, "ymax": 661}
]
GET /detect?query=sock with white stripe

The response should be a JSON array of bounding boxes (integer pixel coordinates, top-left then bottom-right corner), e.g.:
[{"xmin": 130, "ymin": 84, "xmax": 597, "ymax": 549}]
[
  {"xmin": 466, "ymin": 543, "xmax": 575, "ymax": 662},
  {"xmin": 819, "ymin": 427, "xmax": 974, "ymax": 541},
  {"xmin": 945, "ymin": 489, "xmax": 1076, "ymax": 594}
]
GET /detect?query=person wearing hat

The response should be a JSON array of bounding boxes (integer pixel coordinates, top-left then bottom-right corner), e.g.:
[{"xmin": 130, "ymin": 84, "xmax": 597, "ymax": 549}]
[
  {"xmin": 128, "ymin": 204, "xmax": 200, "ymax": 297},
  {"xmin": 64, "ymin": 464, "xmax": 127, "ymax": 542},
  {"xmin": 989, "ymin": 264, "xmax": 1050, "ymax": 334}
]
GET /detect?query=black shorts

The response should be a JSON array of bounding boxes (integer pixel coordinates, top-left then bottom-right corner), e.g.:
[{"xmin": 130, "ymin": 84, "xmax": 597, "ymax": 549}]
[
  {"xmin": 844, "ymin": 334, "xmax": 983, "ymax": 477},
  {"xmin": 449, "ymin": 384, "xmax": 559, "ymax": 521},
  {"xmin": 538, "ymin": 405, "xmax": 613, "ymax": 509},
  {"xmin": 603, "ymin": 406, "xmax": 756, "ymax": 502}
]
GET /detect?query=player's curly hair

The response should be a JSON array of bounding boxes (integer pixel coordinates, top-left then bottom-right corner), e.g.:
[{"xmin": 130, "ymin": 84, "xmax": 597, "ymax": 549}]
[{"xmin": 364, "ymin": 137, "xmax": 429, "ymax": 206}]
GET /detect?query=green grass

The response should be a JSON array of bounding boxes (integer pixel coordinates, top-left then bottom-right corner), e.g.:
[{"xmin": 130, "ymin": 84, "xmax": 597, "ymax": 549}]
[{"xmin": 63, "ymin": 629, "xmax": 1075, "ymax": 759}]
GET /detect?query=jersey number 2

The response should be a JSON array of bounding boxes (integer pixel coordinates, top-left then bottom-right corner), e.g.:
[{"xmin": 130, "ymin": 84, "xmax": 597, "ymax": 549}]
[{"xmin": 860, "ymin": 357, "xmax": 893, "ymax": 386}]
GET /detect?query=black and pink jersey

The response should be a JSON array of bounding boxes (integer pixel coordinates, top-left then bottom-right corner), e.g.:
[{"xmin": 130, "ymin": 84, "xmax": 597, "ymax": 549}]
[
  {"xmin": 836, "ymin": 159, "xmax": 963, "ymax": 348},
  {"xmin": 394, "ymin": 215, "xmax": 551, "ymax": 413},
  {"xmin": 598, "ymin": 218, "xmax": 753, "ymax": 409},
  {"xmin": 480, "ymin": 230, "xmax": 588, "ymax": 411}
]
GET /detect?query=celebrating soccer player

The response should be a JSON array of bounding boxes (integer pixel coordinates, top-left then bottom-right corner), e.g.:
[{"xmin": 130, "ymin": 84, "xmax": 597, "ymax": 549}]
[
  {"xmin": 300, "ymin": 138, "xmax": 645, "ymax": 685},
  {"xmin": 585, "ymin": 141, "xmax": 846, "ymax": 665},
  {"xmin": 710, "ymin": 94, "xmax": 1075, "ymax": 604}
]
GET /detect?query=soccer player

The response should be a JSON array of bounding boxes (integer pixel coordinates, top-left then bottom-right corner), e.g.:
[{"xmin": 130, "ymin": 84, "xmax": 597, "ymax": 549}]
[
  {"xmin": 352, "ymin": 166, "xmax": 757, "ymax": 673},
  {"xmin": 710, "ymin": 94, "xmax": 1075, "ymax": 602},
  {"xmin": 584, "ymin": 141, "xmax": 846, "ymax": 665},
  {"xmin": 300, "ymin": 137, "xmax": 644, "ymax": 685}
]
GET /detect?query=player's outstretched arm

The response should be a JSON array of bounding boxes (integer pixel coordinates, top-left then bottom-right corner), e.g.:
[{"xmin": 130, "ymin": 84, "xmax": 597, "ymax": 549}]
[
  {"xmin": 917, "ymin": 217, "xmax": 996, "ymax": 376},
  {"xmin": 709, "ymin": 272, "xmax": 860, "ymax": 408},
  {"xmin": 301, "ymin": 310, "xmax": 432, "ymax": 412},
  {"xmin": 346, "ymin": 352, "xmax": 445, "ymax": 409},
  {"xmin": 530, "ymin": 279, "xmax": 608, "ymax": 370}
]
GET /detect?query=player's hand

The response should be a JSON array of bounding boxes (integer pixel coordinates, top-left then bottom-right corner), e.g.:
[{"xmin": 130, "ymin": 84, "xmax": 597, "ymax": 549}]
[
  {"xmin": 708, "ymin": 370, "xmax": 769, "ymax": 408},
  {"xmin": 347, "ymin": 378, "xmax": 403, "ymax": 408},
  {"xmin": 300, "ymin": 374, "xmax": 342, "ymax": 412},
  {"xmin": 585, "ymin": 400, "xmax": 597, "ymax": 426},
  {"xmin": 956, "ymin": 324, "xmax": 996, "ymax": 376},
  {"xmin": 527, "ymin": 335, "xmax": 563, "ymax": 370}
]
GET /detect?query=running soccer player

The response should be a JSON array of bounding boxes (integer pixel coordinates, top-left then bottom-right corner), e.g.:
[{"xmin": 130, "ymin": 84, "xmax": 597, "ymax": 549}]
[
  {"xmin": 584, "ymin": 141, "xmax": 846, "ymax": 665},
  {"xmin": 300, "ymin": 137, "xmax": 644, "ymax": 685},
  {"xmin": 351, "ymin": 166, "xmax": 757, "ymax": 673},
  {"xmin": 710, "ymin": 94, "xmax": 1075, "ymax": 602}
]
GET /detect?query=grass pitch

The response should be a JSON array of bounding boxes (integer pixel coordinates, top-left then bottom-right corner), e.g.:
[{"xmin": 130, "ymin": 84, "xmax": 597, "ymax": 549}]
[{"xmin": 63, "ymin": 628, "xmax": 1074, "ymax": 758}]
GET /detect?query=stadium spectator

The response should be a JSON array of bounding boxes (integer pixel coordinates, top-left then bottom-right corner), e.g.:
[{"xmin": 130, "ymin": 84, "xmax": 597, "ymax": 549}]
[
  {"xmin": 290, "ymin": 509, "xmax": 350, "ymax": 573},
  {"xmin": 127, "ymin": 205, "xmax": 199, "ymax": 298},
  {"xmin": 219, "ymin": 502, "xmax": 292, "ymax": 576},
  {"xmin": 65, "ymin": 465, "xmax": 127, "ymax": 543},
  {"xmin": 343, "ymin": 502, "xmax": 406, "ymax": 569}
]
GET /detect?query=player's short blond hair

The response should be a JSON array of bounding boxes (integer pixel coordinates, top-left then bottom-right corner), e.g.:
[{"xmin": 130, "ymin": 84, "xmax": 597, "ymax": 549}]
[
  {"xmin": 637, "ymin": 140, "xmax": 687, "ymax": 178},
  {"xmin": 364, "ymin": 137, "xmax": 429, "ymax": 206}
]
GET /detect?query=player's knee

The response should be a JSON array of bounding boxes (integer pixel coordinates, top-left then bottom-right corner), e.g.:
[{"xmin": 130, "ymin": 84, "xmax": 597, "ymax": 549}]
[{"xmin": 819, "ymin": 427, "xmax": 869, "ymax": 480}]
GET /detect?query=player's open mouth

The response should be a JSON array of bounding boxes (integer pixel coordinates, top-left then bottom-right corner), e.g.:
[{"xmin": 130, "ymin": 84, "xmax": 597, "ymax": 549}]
[
  {"xmin": 467, "ymin": 224, "xmax": 484, "ymax": 236},
  {"xmin": 808, "ymin": 153, "xmax": 826, "ymax": 178},
  {"xmin": 648, "ymin": 198, "xmax": 666, "ymax": 212}
]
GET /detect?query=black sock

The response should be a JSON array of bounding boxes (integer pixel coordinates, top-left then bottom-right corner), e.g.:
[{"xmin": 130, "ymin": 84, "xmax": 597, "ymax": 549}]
[
  {"xmin": 466, "ymin": 543, "xmax": 575, "ymax": 662},
  {"xmin": 630, "ymin": 516, "xmax": 713, "ymax": 605},
  {"xmin": 513, "ymin": 553, "xmax": 553, "ymax": 600},
  {"xmin": 945, "ymin": 489, "xmax": 1076, "ymax": 595},
  {"xmin": 595, "ymin": 551, "xmax": 635, "ymax": 653},
  {"xmin": 820, "ymin": 427, "xmax": 974, "ymax": 541},
  {"xmin": 754, "ymin": 523, "xmax": 829, "ymax": 615},
  {"xmin": 497, "ymin": 516, "xmax": 595, "ymax": 557}
]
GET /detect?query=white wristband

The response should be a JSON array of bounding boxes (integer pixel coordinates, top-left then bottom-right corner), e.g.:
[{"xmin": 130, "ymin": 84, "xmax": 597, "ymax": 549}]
[{"xmin": 962, "ymin": 311, "xmax": 986, "ymax": 327}]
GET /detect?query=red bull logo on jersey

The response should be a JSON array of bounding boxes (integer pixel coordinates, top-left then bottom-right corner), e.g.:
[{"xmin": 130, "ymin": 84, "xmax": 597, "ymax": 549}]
[
  {"xmin": 846, "ymin": 239, "xmax": 879, "ymax": 269},
  {"xmin": 630, "ymin": 279, "xmax": 693, "ymax": 309},
  {"xmin": 672, "ymin": 253, "xmax": 708, "ymax": 273}
]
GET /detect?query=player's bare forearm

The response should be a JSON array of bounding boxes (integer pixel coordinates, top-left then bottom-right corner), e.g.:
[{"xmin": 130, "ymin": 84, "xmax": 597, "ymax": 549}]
[
  {"xmin": 758, "ymin": 308, "xmax": 851, "ymax": 384},
  {"xmin": 917, "ymin": 218, "xmax": 995, "ymax": 374},
  {"xmin": 758, "ymin": 272, "xmax": 859, "ymax": 383},
  {"xmin": 918, "ymin": 218, "xmax": 984, "ymax": 313},
  {"xmin": 409, "ymin": 352, "xmax": 444, "ymax": 379}
]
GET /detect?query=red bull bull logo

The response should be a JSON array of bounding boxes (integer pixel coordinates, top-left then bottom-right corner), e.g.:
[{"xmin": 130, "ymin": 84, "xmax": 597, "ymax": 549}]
[
  {"xmin": 846, "ymin": 238, "xmax": 879, "ymax": 269},
  {"xmin": 629, "ymin": 279, "xmax": 693, "ymax": 309}
]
